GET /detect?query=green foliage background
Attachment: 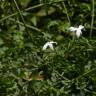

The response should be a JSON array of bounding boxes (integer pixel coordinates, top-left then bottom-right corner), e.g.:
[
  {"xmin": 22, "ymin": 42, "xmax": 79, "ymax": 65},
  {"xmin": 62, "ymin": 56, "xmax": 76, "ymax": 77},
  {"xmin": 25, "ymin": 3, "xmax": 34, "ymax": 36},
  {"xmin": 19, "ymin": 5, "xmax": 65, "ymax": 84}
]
[{"xmin": 0, "ymin": 0, "xmax": 96, "ymax": 96}]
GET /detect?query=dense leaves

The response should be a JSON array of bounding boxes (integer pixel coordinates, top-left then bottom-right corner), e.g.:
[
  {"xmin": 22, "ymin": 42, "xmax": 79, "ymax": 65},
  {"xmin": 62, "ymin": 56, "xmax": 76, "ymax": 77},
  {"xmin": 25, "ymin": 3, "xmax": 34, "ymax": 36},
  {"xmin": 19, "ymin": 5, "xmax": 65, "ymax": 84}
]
[{"xmin": 0, "ymin": 0, "xmax": 96, "ymax": 96}]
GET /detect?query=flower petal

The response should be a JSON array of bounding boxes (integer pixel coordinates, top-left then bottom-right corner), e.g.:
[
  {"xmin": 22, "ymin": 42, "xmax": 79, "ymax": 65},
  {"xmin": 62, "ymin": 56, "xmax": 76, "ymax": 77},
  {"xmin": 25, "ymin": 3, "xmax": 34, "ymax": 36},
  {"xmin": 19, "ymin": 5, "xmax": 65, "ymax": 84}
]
[
  {"xmin": 79, "ymin": 25, "xmax": 84, "ymax": 30},
  {"xmin": 42, "ymin": 41, "xmax": 57, "ymax": 50},
  {"xmin": 50, "ymin": 41, "xmax": 57, "ymax": 44},
  {"xmin": 76, "ymin": 30, "xmax": 82, "ymax": 38},
  {"xmin": 42, "ymin": 42, "xmax": 49, "ymax": 50},
  {"xmin": 69, "ymin": 27, "xmax": 78, "ymax": 32},
  {"xmin": 49, "ymin": 44, "xmax": 54, "ymax": 50}
]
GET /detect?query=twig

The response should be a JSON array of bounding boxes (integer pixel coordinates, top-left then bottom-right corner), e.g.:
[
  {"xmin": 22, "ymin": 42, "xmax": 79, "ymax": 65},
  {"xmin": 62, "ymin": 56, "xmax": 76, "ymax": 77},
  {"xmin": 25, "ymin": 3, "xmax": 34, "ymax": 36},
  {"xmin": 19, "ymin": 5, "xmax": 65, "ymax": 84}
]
[
  {"xmin": 73, "ymin": 67, "xmax": 96, "ymax": 81},
  {"xmin": 84, "ymin": 89, "xmax": 96, "ymax": 95},
  {"xmin": 13, "ymin": 0, "xmax": 27, "ymax": 29},
  {"xmin": 9, "ymin": 18, "xmax": 41, "ymax": 32},
  {"xmin": 0, "ymin": 4, "xmax": 43, "ymax": 22},
  {"xmin": 61, "ymin": 1, "xmax": 71, "ymax": 25},
  {"xmin": 53, "ymin": 69, "xmax": 70, "ymax": 81},
  {"xmin": 0, "ymin": 0, "xmax": 65, "ymax": 22},
  {"xmin": 90, "ymin": 0, "xmax": 95, "ymax": 38}
]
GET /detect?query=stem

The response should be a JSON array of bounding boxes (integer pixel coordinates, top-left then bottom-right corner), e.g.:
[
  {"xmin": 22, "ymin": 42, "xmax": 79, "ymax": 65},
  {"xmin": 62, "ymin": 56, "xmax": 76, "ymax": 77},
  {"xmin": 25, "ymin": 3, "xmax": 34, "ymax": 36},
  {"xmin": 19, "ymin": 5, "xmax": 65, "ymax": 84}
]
[
  {"xmin": 0, "ymin": 0, "xmax": 65, "ymax": 22},
  {"xmin": 0, "ymin": 4, "xmax": 43, "ymax": 22},
  {"xmin": 13, "ymin": 0, "xmax": 34, "ymax": 39},
  {"xmin": 9, "ymin": 18, "xmax": 41, "ymax": 32},
  {"xmin": 13, "ymin": 0, "xmax": 26, "ymax": 28},
  {"xmin": 53, "ymin": 69, "xmax": 70, "ymax": 81},
  {"xmin": 90, "ymin": 0, "xmax": 95, "ymax": 38},
  {"xmin": 74, "ymin": 67, "xmax": 96, "ymax": 81},
  {"xmin": 61, "ymin": 1, "xmax": 71, "ymax": 25},
  {"xmin": 84, "ymin": 89, "xmax": 96, "ymax": 95}
]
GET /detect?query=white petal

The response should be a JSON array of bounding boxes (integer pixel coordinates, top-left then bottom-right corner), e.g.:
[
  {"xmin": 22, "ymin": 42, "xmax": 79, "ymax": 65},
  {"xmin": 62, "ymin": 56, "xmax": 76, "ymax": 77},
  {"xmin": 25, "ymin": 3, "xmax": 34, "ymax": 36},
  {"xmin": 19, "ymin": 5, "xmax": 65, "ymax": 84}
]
[
  {"xmin": 49, "ymin": 44, "xmax": 54, "ymax": 50},
  {"xmin": 76, "ymin": 30, "xmax": 82, "ymax": 38},
  {"xmin": 42, "ymin": 42, "xmax": 50, "ymax": 50},
  {"xmin": 69, "ymin": 27, "xmax": 78, "ymax": 32},
  {"xmin": 49, "ymin": 41, "xmax": 57, "ymax": 44},
  {"xmin": 42, "ymin": 41, "xmax": 57, "ymax": 50},
  {"xmin": 79, "ymin": 25, "xmax": 84, "ymax": 30}
]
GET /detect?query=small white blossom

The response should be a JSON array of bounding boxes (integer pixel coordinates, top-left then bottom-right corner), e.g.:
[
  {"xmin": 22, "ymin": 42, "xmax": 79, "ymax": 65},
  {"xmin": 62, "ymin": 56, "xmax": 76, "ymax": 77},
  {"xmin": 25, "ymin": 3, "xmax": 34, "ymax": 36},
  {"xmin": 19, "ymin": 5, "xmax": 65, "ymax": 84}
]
[
  {"xmin": 69, "ymin": 25, "xmax": 84, "ymax": 38},
  {"xmin": 42, "ymin": 41, "xmax": 57, "ymax": 50}
]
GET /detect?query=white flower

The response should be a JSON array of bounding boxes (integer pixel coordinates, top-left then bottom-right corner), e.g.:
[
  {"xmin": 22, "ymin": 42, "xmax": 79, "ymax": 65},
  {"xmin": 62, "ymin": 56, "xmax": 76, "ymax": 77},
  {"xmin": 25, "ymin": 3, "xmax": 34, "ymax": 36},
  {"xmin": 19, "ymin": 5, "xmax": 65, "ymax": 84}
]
[
  {"xmin": 42, "ymin": 41, "xmax": 57, "ymax": 50},
  {"xmin": 69, "ymin": 25, "xmax": 84, "ymax": 38}
]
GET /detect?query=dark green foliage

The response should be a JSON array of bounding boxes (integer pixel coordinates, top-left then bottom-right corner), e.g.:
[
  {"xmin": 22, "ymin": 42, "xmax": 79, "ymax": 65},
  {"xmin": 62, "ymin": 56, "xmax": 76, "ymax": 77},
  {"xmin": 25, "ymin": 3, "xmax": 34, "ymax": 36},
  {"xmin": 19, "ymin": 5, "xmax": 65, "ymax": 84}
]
[{"xmin": 0, "ymin": 0, "xmax": 96, "ymax": 96}]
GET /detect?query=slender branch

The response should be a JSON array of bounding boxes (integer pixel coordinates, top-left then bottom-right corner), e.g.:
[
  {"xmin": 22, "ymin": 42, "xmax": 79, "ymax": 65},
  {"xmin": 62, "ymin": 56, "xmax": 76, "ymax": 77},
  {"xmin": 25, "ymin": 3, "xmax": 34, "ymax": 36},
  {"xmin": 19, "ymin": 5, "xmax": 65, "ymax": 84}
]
[
  {"xmin": 0, "ymin": 0, "xmax": 65, "ymax": 22},
  {"xmin": 61, "ymin": 1, "xmax": 71, "ymax": 25},
  {"xmin": 13, "ymin": 0, "xmax": 34, "ymax": 39},
  {"xmin": 9, "ymin": 18, "xmax": 41, "ymax": 32},
  {"xmin": 0, "ymin": 4, "xmax": 43, "ymax": 22},
  {"xmin": 84, "ymin": 89, "xmax": 96, "ymax": 95},
  {"xmin": 53, "ymin": 69, "xmax": 70, "ymax": 81},
  {"xmin": 73, "ymin": 67, "xmax": 96, "ymax": 81},
  {"xmin": 25, "ymin": 4, "xmax": 43, "ymax": 11},
  {"xmin": 90, "ymin": 0, "xmax": 95, "ymax": 38},
  {"xmin": 13, "ymin": 0, "xmax": 27, "ymax": 28}
]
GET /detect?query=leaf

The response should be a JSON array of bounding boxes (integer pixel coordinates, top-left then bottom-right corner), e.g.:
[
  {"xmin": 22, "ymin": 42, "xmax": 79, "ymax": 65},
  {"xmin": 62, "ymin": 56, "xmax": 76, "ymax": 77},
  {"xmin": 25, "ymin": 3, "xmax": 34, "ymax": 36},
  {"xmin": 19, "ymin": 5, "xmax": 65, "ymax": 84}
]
[
  {"xmin": 47, "ymin": 20, "xmax": 59, "ymax": 29},
  {"xmin": 0, "ymin": 38, "xmax": 4, "ymax": 45},
  {"xmin": 31, "ymin": 16, "xmax": 37, "ymax": 26},
  {"xmin": 80, "ymin": 3, "xmax": 91, "ymax": 12},
  {"xmin": 19, "ymin": 0, "xmax": 31, "ymax": 8},
  {"xmin": 0, "ymin": 47, "xmax": 8, "ymax": 56},
  {"xmin": 58, "ymin": 21, "xmax": 70, "ymax": 32},
  {"xmin": 36, "ymin": 7, "xmax": 56, "ymax": 17}
]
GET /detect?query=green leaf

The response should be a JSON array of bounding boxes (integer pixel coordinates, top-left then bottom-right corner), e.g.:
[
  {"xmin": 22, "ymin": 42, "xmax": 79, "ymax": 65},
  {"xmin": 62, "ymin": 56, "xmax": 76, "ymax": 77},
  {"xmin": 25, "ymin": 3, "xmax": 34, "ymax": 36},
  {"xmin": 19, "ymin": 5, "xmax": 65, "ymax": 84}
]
[
  {"xmin": 47, "ymin": 20, "xmax": 59, "ymax": 29},
  {"xmin": 31, "ymin": 16, "xmax": 37, "ymax": 26},
  {"xmin": 0, "ymin": 38, "xmax": 4, "ymax": 45},
  {"xmin": 19, "ymin": 0, "xmax": 31, "ymax": 7}
]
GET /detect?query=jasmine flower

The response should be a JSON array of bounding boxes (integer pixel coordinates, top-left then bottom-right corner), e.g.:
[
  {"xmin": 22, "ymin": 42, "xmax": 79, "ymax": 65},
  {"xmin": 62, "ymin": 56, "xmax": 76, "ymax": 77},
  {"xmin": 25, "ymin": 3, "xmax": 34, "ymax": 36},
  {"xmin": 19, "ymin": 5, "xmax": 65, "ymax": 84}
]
[
  {"xmin": 43, "ymin": 41, "xmax": 57, "ymax": 50},
  {"xmin": 69, "ymin": 25, "xmax": 84, "ymax": 38}
]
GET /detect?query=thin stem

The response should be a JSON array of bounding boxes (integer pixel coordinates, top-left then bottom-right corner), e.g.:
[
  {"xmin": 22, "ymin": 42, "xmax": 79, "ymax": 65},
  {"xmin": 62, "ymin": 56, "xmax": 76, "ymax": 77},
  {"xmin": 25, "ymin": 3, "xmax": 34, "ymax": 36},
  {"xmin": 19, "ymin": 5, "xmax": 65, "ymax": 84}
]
[
  {"xmin": 61, "ymin": 1, "xmax": 71, "ymax": 25},
  {"xmin": 9, "ymin": 18, "xmax": 41, "ymax": 32},
  {"xmin": 90, "ymin": 0, "xmax": 95, "ymax": 38},
  {"xmin": 74, "ymin": 67, "xmax": 96, "ymax": 81},
  {"xmin": 0, "ymin": 0, "xmax": 65, "ymax": 22},
  {"xmin": 53, "ymin": 69, "xmax": 70, "ymax": 81},
  {"xmin": 13, "ymin": 0, "xmax": 34, "ymax": 39},
  {"xmin": 13, "ymin": 0, "xmax": 26, "ymax": 28},
  {"xmin": 0, "ymin": 4, "xmax": 43, "ymax": 22},
  {"xmin": 84, "ymin": 89, "xmax": 96, "ymax": 95}
]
